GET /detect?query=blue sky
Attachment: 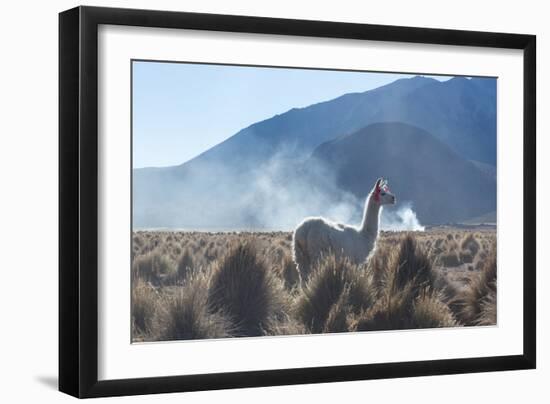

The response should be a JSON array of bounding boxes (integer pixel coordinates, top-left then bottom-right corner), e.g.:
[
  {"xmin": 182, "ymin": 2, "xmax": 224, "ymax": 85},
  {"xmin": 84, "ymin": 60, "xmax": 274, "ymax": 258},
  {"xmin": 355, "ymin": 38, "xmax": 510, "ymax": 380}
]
[{"xmin": 132, "ymin": 61, "xmax": 451, "ymax": 168}]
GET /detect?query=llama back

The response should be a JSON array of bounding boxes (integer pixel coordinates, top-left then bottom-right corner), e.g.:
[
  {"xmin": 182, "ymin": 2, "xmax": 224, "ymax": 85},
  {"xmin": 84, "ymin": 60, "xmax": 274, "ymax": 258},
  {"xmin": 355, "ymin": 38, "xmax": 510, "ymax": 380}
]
[
  {"xmin": 292, "ymin": 219, "xmax": 312, "ymax": 278},
  {"xmin": 293, "ymin": 217, "xmax": 331, "ymax": 280}
]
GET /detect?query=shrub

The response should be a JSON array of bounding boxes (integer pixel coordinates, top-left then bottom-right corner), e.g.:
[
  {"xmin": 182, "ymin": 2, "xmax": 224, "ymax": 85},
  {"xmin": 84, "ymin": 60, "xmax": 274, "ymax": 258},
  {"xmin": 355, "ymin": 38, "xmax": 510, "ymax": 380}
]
[
  {"xmin": 411, "ymin": 290, "xmax": 458, "ymax": 328},
  {"xmin": 454, "ymin": 244, "xmax": 497, "ymax": 325},
  {"xmin": 461, "ymin": 233, "xmax": 480, "ymax": 256},
  {"xmin": 440, "ymin": 252, "xmax": 461, "ymax": 267},
  {"xmin": 351, "ymin": 283, "xmax": 416, "ymax": 331},
  {"xmin": 476, "ymin": 289, "xmax": 497, "ymax": 326},
  {"xmin": 366, "ymin": 250, "xmax": 390, "ymax": 297},
  {"xmin": 155, "ymin": 272, "xmax": 234, "ymax": 340},
  {"xmin": 132, "ymin": 251, "xmax": 176, "ymax": 285},
  {"xmin": 432, "ymin": 268, "xmax": 461, "ymax": 303},
  {"xmin": 352, "ymin": 235, "xmax": 455, "ymax": 331},
  {"xmin": 459, "ymin": 251, "xmax": 474, "ymax": 264},
  {"xmin": 295, "ymin": 255, "xmax": 374, "ymax": 333},
  {"xmin": 276, "ymin": 254, "xmax": 301, "ymax": 290},
  {"xmin": 208, "ymin": 243, "xmax": 288, "ymax": 336},
  {"xmin": 133, "ymin": 234, "xmax": 143, "ymax": 247},
  {"xmin": 392, "ymin": 235, "xmax": 434, "ymax": 294},
  {"xmin": 323, "ymin": 289, "xmax": 352, "ymax": 333},
  {"xmin": 131, "ymin": 279, "xmax": 158, "ymax": 339},
  {"xmin": 352, "ymin": 287, "xmax": 457, "ymax": 331},
  {"xmin": 176, "ymin": 249, "xmax": 194, "ymax": 282}
]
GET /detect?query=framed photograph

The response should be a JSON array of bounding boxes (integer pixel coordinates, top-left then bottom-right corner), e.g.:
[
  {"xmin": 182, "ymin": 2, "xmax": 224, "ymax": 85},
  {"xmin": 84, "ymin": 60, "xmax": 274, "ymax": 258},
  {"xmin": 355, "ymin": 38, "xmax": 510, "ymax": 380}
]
[{"xmin": 59, "ymin": 6, "xmax": 536, "ymax": 398}]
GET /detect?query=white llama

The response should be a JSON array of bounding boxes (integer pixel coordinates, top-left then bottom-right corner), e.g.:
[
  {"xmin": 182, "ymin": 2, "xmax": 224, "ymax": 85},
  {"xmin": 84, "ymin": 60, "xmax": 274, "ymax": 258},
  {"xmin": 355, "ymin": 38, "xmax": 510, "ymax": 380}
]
[{"xmin": 292, "ymin": 178, "xmax": 396, "ymax": 279}]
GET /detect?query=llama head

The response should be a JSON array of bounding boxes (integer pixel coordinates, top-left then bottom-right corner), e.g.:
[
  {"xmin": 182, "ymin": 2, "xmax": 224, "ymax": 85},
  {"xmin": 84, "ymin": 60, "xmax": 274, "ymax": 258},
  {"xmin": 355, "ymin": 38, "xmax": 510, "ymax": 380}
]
[{"xmin": 372, "ymin": 178, "xmax": 396, "ymax": 205}]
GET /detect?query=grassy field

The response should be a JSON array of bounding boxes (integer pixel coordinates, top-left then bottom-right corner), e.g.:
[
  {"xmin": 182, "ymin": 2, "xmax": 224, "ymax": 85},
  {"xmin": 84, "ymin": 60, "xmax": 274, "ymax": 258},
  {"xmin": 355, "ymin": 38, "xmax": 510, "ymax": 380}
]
[{"xmin": 131, "ymin": 228, "xmax": 496, "ymax": 342}]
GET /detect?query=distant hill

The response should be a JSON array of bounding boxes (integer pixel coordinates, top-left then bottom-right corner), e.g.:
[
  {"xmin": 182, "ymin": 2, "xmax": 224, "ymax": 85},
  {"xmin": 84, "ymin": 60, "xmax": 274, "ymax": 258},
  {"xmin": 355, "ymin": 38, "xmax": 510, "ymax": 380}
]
[
  {"xmin": 309, "ymin": 122, "xmax": 496, "ymax": 224},
  {"xmin": 133, "ymin": 76, "xmax": 497, "ymax": 229},
  {"xmin": 463, "ymin": 211, "xmax": 497, "ymax": 225}
]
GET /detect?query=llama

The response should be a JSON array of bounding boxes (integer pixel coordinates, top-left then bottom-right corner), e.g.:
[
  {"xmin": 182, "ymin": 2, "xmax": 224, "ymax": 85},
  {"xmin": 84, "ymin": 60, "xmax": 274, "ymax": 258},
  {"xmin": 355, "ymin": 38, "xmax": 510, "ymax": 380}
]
[{"xmin": 292, "ymin": 178, "xmax": 396, "ymax": 279}]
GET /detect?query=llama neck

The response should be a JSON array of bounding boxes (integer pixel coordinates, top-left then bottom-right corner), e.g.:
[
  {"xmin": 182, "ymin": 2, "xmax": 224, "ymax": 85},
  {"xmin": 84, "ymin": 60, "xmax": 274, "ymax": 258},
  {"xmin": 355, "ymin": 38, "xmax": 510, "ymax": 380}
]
[{"xmin": 360, "ymin": 195, "xmax": 381, "ymax": 238}]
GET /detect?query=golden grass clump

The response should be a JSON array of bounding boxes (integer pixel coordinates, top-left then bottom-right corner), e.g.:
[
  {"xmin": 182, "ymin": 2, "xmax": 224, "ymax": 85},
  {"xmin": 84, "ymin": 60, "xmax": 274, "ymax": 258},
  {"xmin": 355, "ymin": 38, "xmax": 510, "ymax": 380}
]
[
  {"xmin": 459, "ymin": 251, "xmax": 474, "ymax": 264},
  {"xmin": 454, "ymin": 244, "xmax": 497, "ymax": 326},
  {"xmin": 295, "ymin": 255, "xmax": 374, "ymax": 334},
  {"xmin": 461, "ymin": 233, "xmax": 480, "ymax": 256},
  {"xmin": 458, "ymin": 233, "xmax": 480, "ymax": 264},
  {"xmin": 393, "ymin": 234, "xmax": 434, "ymax": 293},
  {"xmin": 132, "ymin": 251, "xmax": 176, "ymax": 286},
  {"xmin": 276, "ymin": 254, "xmax": 301, "ymax": 290},
  {"xmin": 440, "ymin": 251, "xmax": 461, "ymax": 267},
  {"xmin": 323, "ymin": 289, "xmax": 353, "ymax": 333},
  {"xmin": 131, "ymin": 279, "xmax": 158, "ymax": 339},
  {"xmin": 176, "ymin": 249, "xmax": 194, "ymax": 282},
  {"xmin": 208, "ymin": 243, "xmax": 289, "ymax": 336},
  {"xmin": 352, "ymin": 286, "xmax": 457, "ymax": 331},
  {"xmin": 411, "ymin": 290, "xmax": 458, "ymax": 328},
  {"xmin": 155, "ymin": 272, "xmax": 234, "ymax": 340},
  {"xmin": 352, "ymin": 235, "xmax": 456, "ymax": 331},
  {"xmin": 476, "ymin": 289, "xmax": 497, "ymax": 326}
]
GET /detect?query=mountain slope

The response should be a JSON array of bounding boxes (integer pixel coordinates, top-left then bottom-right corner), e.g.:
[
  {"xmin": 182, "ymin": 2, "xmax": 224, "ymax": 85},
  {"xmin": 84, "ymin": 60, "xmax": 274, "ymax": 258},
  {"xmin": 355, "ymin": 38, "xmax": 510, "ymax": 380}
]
[
  {"xmin": 165, "ymin": 75, "xmax": 496, "ymax": 179},
  {"xmin": 309, "ymin": 122, "xmax": 496, "ymax": 224}
]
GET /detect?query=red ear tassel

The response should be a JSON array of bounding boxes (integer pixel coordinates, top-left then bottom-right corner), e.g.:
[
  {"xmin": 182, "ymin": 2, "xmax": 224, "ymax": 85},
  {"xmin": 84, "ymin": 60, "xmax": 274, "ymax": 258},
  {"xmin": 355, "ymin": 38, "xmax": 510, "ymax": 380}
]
[{"xmin": 373, "ymin": 186, "xmax": 381, "ymax": 202}]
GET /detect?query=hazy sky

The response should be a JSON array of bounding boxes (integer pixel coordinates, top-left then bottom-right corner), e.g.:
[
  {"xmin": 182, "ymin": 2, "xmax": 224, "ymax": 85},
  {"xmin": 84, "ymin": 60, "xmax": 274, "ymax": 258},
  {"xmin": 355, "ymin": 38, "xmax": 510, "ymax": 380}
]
[{"xmin": 132, "ymin": 61, "xmax": 451, "ymax": 168}]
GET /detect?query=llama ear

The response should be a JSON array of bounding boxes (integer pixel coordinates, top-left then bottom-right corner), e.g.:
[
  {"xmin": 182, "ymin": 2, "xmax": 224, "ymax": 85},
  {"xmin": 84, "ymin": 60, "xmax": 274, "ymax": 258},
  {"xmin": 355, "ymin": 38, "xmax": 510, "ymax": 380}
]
[{"xmin": 375, "ymin": 178, "xmax": 383, "ymax": 189}]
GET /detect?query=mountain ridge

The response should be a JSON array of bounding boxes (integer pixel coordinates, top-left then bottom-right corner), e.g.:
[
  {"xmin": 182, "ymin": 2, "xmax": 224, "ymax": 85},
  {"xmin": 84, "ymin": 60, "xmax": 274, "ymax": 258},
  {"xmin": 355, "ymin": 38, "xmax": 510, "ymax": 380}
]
[{"xmin": 133, "ymin": 75, "xmax": 497, "ymax": 229}]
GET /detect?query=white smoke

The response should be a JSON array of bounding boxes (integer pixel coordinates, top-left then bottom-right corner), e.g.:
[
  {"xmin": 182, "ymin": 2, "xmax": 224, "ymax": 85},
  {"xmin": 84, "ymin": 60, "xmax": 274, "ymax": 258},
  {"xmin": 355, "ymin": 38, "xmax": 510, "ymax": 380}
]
[
  {"xmin": 247, "ymin": 150, "xmax": 359, "ymax": 230},
  {"xmin": 380, "ymin": 202, "xmax": 425, "ymax": 232},
  {"xmin": 247, "ymin": 154, "xmax": 426, "ymax": 232},
  {"xmin": 135, "ymin": 147, "xmax": 426, "ymax": 232}
]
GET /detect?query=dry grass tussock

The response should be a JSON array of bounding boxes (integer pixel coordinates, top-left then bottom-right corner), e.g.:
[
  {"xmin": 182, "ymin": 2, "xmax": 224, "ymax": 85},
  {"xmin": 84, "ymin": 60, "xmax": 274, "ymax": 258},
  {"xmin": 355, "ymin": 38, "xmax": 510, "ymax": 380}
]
[
  {"xmin": 452, "ymin": 244, "xmax": 497, "ymax": 326},
  {"xmin": 131, "ymin": 228, "xmax": 496, "ymax": 341},
  {"xmin": 154, "ymin": 270, "xmax": 234, "ymax": 340},
  {"xmin": 131, "ymin": 278, "xmax": 158, "ymax": 339},
  {"xmin": 295, "ymin": 254, "xmax": 375, "ymax": 333},
  {"xmin": 208, "ymin": 243, "xmax": 289, "ymax": 336},
  {"xmin": 351, "ymin": 235, "xmax": 456, "ymax": 331}
]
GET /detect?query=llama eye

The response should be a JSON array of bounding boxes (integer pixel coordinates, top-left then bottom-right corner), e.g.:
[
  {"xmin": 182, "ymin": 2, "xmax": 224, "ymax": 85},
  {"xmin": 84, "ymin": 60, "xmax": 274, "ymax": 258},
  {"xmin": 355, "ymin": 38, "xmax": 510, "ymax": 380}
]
[{"xmin": 381, "ymin": 192, "xmax": 386, "ymax": 196}]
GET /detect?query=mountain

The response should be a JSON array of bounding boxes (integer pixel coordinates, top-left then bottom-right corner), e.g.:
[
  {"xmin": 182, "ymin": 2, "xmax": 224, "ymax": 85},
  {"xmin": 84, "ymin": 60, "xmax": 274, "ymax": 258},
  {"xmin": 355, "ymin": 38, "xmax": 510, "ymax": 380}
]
[
  {"xmin": 168, "ymin": 75, "xmax": 496, "ymax": 175},
  {"xmin": 133, "ymin": 122, "xmax": 495, "ymax": 228},
  {"xmin": 133, "ymin": 76, "xmax": 497, "ymax": 229},
  {"xmin": 309, "ymin": 122, "xmax": 496, "ymax": 224}
]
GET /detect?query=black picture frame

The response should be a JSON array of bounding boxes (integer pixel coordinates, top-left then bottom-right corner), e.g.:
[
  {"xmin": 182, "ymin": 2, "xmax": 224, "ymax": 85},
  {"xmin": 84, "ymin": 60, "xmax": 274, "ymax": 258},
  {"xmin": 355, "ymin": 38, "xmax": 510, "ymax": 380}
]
[{"xmin": 59, "ymin": 5, "xmax": 536, "ymax": 398}]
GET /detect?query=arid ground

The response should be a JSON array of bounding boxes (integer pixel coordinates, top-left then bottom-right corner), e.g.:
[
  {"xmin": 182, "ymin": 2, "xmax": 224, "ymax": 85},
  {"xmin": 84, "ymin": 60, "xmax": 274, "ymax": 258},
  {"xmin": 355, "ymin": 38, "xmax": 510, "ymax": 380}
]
[{"xmin": 131, "ymin": 227, "xmax": 496, "ymax": 342}]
